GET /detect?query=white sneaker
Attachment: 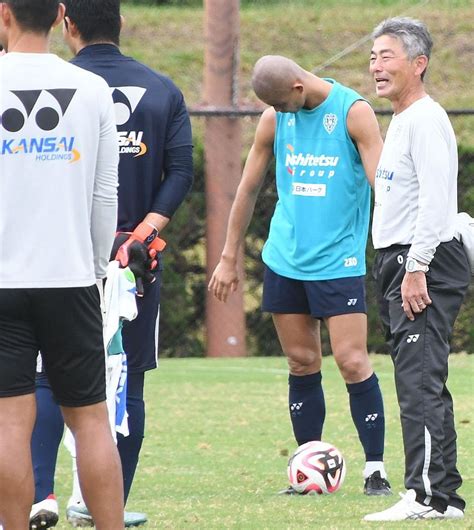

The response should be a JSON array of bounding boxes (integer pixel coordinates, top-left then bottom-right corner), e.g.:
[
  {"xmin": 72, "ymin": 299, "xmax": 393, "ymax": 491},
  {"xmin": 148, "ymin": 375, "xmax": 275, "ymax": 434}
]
[
  {"xmin": 364, "ymin": 489, "xmax": 443, "ymax": 521},
  {"xmin": 30, "ymin": 494, "xmax": 59, "ymax": 529},
  {"xmin": 443, "ymin": 505, "xmax": 464, "ymax": 519}
]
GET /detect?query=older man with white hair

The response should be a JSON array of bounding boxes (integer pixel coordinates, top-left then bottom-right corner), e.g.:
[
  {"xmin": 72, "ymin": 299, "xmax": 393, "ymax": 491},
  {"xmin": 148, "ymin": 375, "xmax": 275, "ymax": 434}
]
[{"xmin": 365, "ymin": 16, "xmax": 470, "ymax": 522}]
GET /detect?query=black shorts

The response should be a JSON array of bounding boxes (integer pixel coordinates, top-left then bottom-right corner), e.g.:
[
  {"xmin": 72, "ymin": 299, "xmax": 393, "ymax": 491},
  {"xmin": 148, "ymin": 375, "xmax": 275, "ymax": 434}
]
[
  {"xmin": 0, "ymin": 285, "xmax": 106, "ymax": 406},
  {"xmin": 261, "ymin": 266, "xmax": 367, "ymax": 318}
]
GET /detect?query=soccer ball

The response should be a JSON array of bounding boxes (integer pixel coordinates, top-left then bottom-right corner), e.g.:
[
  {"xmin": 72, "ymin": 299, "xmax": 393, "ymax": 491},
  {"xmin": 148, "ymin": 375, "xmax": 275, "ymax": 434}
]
[{"xmin": 287, "ymin": 440, "xmax": 346, "ymax": 495}]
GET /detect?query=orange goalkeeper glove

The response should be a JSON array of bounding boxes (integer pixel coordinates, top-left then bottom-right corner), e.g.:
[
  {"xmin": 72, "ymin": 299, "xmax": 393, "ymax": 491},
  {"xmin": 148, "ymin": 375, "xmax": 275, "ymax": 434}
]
[{"xmin": 115, "ymin": 221, "xmax": 166, "ymax": 270}]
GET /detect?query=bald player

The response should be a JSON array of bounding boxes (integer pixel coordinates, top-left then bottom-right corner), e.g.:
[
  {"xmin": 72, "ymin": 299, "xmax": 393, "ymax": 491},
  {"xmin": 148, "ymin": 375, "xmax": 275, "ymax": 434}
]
[{"xmin": 209, "ymin": 55, "xmax": 391, "ymax": 495}]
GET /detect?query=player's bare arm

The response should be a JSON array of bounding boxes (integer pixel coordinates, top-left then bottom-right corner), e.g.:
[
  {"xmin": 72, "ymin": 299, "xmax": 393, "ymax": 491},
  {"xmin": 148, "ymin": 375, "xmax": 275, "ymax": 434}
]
[
  {"xmin": 346, "ymin": 100, "xmax": 383, "ymax": 187},
  {"xmin": 208, "ymin": 108, "xmax": 275, "ymax": 302}
]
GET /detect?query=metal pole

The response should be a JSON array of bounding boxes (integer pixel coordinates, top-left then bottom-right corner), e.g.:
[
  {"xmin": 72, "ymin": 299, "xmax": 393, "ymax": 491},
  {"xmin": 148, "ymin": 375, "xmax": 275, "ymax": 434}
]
[{"xmin": 203, "ymin": 0, "xmax": 246, "ymax": 356}]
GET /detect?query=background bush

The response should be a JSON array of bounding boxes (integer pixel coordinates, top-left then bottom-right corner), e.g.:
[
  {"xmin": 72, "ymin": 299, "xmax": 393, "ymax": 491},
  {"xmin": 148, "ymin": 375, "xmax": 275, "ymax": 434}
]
[{"xmin": 160, "ymin": 142, "xmax": 474, "ymax": 357}]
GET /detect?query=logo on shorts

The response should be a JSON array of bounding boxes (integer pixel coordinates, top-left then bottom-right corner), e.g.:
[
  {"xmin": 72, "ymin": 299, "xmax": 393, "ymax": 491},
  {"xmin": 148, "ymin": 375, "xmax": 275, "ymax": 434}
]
[
  {"xmin": 347, "ymin": 298, "xmax": 358, "ymax": 306},
  {"xmin": 323, "ymin": 113, "xmax": 338, "ymax": 134},
  {"xmin": 406, "ymin": 334, "xmax": 420, "ymax": 343}
]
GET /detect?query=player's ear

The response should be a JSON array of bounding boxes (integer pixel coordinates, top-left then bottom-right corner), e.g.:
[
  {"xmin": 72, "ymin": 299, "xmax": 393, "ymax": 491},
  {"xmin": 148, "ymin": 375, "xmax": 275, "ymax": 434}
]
[
  {"xmin": 64, "ymin": 16, "xmax": 80, "ymax": 38},
  {"xmin": 293, "ymin": 83, "xmax": 304, "ymax": 94},
  {"xmin": 0, "ymin": 2, "xmax": 13, "ymax": 28},
  {"xmin": 120, "ymin": 15, "xmax": 126, "ymax": 30},
  {"xmin": 414, "ymin": 55, "xmax": 428, "ymax": 78},
  {"xmin": 53, "ymin": 3, "xmax": 66, "ymax": 28}
]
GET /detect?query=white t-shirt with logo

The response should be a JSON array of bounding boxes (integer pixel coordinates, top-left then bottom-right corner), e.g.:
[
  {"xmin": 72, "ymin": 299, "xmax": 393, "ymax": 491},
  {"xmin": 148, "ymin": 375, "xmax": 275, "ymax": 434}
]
[
  {"xmin": 0, "ymin": 53, "xmax": 118, "ymax": 287},
  {"xmin": 372, "ymin": 95, "xmax": 458, "ymax": 264}
]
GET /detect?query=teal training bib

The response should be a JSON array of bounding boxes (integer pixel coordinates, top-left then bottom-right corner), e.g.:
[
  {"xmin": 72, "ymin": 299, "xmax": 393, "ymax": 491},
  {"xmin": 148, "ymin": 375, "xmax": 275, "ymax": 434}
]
[{"xmin": 262, "ymin": 80, "xmax": 370, "ymax": 280}]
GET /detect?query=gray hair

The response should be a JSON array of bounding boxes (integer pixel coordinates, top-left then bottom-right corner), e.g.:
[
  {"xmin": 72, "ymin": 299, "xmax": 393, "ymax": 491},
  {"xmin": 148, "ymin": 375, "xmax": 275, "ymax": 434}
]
[{"xmin": 372, "ymin": 17, "xmax": 433, "ymax": 79}]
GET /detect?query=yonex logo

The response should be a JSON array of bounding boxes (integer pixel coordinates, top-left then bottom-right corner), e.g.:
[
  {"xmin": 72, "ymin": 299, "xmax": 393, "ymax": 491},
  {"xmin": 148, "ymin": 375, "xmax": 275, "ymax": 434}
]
[
  {"xmin": 1, "ymin": 89, "xmax": 76, "ymax": 132},
  {"xmin": 112, "ymin": 86, "xmax": 148, "ymax": 157},
  {"xmin": 365, "ymin": 413, "xmax": 378, "ymax": 422},
  {"xmin": 347, "ymin": 298, "xmax": 358, "ymax": 306},
  {"xmin": 290, "ymin": 402, "xmax": 303, "ymax": 412},
  {"xmin": 407, "ymin": 334, "xmax": 420, "ymax": 343},
  {"xmin": 112, "ymin": 86, "xmax": 147, "ymax": 126}
]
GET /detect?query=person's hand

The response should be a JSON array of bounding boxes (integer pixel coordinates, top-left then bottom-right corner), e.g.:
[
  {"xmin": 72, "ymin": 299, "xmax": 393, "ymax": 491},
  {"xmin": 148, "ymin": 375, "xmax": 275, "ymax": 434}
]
[
  {"xmin": 115, "ymin": 221, "xmax": 166, "ymax": 269},
  {"xmin": 401, "ymin": 271, "xmax": 432, "ymax": 321},
  {"xmin": 111, "ymin": 232, "xmax": 156, "ymax": 297},
  {"xmin": 208, "ymin": 257, "xmax": 239, "ymax": 302}
]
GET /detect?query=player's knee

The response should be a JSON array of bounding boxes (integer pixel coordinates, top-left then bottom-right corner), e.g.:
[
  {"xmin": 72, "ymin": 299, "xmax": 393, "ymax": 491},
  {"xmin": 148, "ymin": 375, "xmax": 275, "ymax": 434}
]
[
  {"xmin": 286, "ymin": 349, "xmax": 321, "ymax": 375},
  {"xmin": 336, "ymin": 351, "xmax": 371, "ymax": 382}
]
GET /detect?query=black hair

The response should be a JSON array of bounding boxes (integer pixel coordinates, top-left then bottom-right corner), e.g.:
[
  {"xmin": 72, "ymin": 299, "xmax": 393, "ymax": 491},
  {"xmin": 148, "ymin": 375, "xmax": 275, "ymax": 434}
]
[
  {"xmin": 4, "ymin": 0, "xmax": 59, "ymax": 34},
  {"xmin": 63, "ymin": 0, "xmax": 121, "ymax": 46}
]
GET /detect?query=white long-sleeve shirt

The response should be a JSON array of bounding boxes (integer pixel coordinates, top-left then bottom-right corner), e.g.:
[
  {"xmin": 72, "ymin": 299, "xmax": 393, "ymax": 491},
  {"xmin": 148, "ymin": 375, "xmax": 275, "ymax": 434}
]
[
  {"xmin": 0, "ymin": 53, "xmax": 118, "ymax": 287},
  {"xmin": 372, "ymin": 96, "xmax": 458, "ymax": 264}
]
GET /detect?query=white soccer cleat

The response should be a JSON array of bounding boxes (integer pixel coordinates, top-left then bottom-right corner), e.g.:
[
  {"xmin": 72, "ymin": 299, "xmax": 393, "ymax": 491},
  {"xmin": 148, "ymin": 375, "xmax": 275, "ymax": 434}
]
[
  {"xmin": 30, "ymin": 494, "xmax": 59, "ymax": 529},
  {"xmin": 363, "ymin": 489, "xmax": 443, "ymax": 521}
]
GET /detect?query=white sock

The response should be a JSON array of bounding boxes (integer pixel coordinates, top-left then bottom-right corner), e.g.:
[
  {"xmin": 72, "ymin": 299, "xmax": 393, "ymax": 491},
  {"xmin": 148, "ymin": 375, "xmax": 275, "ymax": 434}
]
[
  {"xmin": 363, "ymin": 461, "xmax": 387, "ymax": 479},
  {"xmin": 68, "ymin": 455, "xmax": 86, "ymax": 507}
]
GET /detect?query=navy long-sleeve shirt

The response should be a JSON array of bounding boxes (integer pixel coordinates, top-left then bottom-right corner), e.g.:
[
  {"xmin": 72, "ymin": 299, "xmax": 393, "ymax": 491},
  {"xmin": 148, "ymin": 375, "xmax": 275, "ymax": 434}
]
[{"xmin": 72, "ymin": 44, "xmax": 193, "ymax": 231}]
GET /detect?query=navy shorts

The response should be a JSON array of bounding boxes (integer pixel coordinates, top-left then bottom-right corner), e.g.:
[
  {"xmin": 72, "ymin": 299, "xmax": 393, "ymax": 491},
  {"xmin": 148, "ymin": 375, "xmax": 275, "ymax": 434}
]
[
  {"xmin": 0, "ymin": 285, "xmax": 106, "ymax": 406},
  {"xmin": 261, "ymin": 266, "xmax": 367, "ymax": 318},
  {"xmin": 122, "ymin": 270, "xmax": 161, "ymax": 373}
]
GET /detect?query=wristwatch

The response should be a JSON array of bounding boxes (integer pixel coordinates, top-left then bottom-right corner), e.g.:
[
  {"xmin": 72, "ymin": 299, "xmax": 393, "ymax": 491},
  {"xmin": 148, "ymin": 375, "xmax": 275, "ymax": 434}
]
[{"xmin": 405, "ymin": 257, "xmax": 429, "ymax": 273}]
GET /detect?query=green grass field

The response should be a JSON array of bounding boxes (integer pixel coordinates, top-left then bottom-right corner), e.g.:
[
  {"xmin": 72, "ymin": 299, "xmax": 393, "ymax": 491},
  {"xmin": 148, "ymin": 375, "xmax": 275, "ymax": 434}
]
[{"xmin": 50, "ymin": 354, "xmax": 473, "ymax": 528}]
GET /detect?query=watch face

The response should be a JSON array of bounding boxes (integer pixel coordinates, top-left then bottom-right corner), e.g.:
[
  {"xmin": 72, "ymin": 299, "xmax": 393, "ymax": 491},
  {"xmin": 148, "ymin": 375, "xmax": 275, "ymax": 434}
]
[{"xmin": 406, "ymin": 258, "xmax": 415, "ymax": 272}]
